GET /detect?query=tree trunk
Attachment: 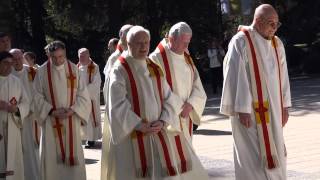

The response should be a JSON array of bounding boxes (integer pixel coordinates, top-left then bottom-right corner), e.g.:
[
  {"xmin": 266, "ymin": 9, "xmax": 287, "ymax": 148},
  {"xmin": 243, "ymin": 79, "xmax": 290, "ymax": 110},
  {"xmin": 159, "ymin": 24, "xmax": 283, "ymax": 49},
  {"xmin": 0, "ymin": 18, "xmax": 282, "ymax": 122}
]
[{"xmin": 26, "ymin": 0, "xmax": 47, "ymax": 64}]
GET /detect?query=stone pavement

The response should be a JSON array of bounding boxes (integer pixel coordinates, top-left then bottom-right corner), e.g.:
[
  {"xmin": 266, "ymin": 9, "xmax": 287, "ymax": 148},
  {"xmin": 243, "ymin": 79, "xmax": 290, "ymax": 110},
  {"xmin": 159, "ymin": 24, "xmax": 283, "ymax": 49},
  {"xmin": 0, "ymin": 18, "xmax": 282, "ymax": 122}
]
[{"xmin": 84, "ymin": 76, "xmax": 320, "ymax": 180}]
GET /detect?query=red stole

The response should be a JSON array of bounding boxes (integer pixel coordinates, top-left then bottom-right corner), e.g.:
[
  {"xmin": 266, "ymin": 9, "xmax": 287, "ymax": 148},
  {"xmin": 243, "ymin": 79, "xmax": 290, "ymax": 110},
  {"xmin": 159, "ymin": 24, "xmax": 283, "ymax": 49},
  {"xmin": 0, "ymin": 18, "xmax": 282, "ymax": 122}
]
[
  {"xmin": 239, "ymin": 27, "xmax": 282, "ymax": 169},
  {"xmin": 156, "ymin": 41, "xmax": 194, "ymax": 173},
  {"xmin": 118, "ymin": 56, "xmax": 178, "ymax": 177},
  {"xmin": 47, "ymin": 61, "xmax": 78, "ymax": 165}
]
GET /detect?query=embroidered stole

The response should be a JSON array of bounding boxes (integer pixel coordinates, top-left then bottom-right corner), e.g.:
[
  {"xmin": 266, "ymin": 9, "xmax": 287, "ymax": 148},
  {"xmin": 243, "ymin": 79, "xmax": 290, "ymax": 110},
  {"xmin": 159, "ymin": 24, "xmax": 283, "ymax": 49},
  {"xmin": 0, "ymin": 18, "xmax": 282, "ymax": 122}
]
[
  {"xmin": 116, "ymin": 44, "xmax": 123, "ymax": 53},
  {"xmin": 118, "ymin": 56, "xmax": 178, "ymax": 177},
  {"xmin": 239, "ymin": 26, "xmax": 282, "ymax": 169},
  {"xmin": 78, "ymin": 61, "xmax": 98, "ymax": 127},
  {"xmin": 28, "ymin": 66, "xmax": 41, "ymax": 147},
  {"xmin": 4, "ymin": 82, "xmax": 22, "ymax": 177},
  {"xmin": 46, "ymin": 61, "xmax": 78, "ymax": 166},
  {"xmin": 156, "ymin": 39, "xmax": 193, "ymax": 173}
]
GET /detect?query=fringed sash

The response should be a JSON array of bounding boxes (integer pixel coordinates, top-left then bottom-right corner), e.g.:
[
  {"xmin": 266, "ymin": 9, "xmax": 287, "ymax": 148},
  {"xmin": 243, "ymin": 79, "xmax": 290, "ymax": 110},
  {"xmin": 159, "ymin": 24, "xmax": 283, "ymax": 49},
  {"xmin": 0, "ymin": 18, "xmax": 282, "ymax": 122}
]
[
  {"xmin": 239, "ymin": 27, "xmax": 280, "ymax": 169},
  {"xmin": 156, "ymin": 40, "xmax": 194, "ymax": 172},
  {"xmin": 87, "ymin": 61, "xmax": 98, "ymax": 127},
  {"xmin": 28, "ymin": 66, "xmax": 41, "ymax": 147},
  {"xmin": 47, "ymin": 61, "xmax": 78, "ymax": 166},
  {"xmin": 118, "ymin": 56, "xmax": 178, "ymax": 177}
]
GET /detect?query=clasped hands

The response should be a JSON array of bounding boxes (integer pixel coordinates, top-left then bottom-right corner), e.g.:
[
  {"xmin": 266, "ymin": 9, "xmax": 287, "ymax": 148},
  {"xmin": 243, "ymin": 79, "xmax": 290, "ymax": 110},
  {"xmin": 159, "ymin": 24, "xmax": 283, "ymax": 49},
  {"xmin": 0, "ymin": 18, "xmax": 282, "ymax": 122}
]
[
  {"xmin": 50, "ymin": 107, "xmax": 74, "ymax": 119},
  {"xmin": 0, "ymin": 100, "xmax": 18, "ymax": 113},
  {"xmin": 136, "ymin": 120, "xmax": 165, "ymax": 135}
]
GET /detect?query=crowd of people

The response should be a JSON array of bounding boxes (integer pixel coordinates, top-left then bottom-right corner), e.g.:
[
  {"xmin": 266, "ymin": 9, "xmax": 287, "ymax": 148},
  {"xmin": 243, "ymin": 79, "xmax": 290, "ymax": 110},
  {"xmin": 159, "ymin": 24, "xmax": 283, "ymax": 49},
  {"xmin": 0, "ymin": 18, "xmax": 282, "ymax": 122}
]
[{"xmin": 0, "ymin": 4, "xmax": 291, "ymax": 180}]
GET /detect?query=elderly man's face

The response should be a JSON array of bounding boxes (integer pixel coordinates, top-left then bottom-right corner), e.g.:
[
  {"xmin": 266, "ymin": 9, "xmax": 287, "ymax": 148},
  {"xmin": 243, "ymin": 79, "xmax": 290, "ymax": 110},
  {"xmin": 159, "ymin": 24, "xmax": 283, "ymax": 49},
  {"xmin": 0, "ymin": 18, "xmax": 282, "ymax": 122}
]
[
  {"xmin": 51, "ymin": 48, "xmax": 66, "ymax": 66},
  {"xmin": 78, "ymin": 50, "xmax": 90, "ymax": 65},
  {"xmin": 11, "ymin": 50, "xmax": 24, "ymax": 71},
  {"xmin": 128, "ymin": 31, "xmax": 150, "ymax": 60},
  {"xmin": 169, "ymin": 33, "xmax": 192, "ymax": 55},
  {"xmin": 23, "ymin": 54, "xmax": 35, "ymax": 66},
  {"xmin": 0, "ymin": 57, "xmax": 13, "ymax": 76},
  {"xmin": 257, "ymin": 13, "xmax": 280, "ymax": 39},
  {"xmin": 0, "ymin": 36, "xmax": 11, "ymax": 51}
]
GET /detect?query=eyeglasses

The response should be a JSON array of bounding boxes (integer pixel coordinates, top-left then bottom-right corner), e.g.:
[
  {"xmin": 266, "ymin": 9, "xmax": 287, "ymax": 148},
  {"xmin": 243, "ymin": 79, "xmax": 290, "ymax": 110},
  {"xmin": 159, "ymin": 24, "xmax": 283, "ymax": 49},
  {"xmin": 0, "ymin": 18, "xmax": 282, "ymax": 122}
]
[{"xmin": 263, "ymin": 19, "xmax": 282, "ymax": 29}]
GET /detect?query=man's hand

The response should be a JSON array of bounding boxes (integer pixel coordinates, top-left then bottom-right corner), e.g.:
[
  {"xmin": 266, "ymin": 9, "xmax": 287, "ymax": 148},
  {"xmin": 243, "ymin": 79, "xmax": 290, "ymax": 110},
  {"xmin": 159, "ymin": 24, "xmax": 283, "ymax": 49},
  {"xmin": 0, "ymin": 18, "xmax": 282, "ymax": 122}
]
[
  {"xmin": 149, "ymin": 120, "xmax": 165, "ymax": 133},
  {"xmin": 7, "ymin": 104, "xmax": 18, "ymax": 113},
  {"xmin": 51, "ymin": 108, "xmax": 74, "ymax": 119},
  {"xmin": 180, "ymin": 102, "xmax": 193, "ymax": 118},
  {"xmin": 239, "ymin": 113, "xmax": 251, "ymax": 128},
  {"xmin": 136, "ymin": 120, "xmax": 164, "ymax": 134},
  {"xmin": 282, "ymin": 108, "xmax": 289, "ymax": 127},
  {"xmin": 0, "ymin": 100, "xmax": 8, "ymax": 111}
]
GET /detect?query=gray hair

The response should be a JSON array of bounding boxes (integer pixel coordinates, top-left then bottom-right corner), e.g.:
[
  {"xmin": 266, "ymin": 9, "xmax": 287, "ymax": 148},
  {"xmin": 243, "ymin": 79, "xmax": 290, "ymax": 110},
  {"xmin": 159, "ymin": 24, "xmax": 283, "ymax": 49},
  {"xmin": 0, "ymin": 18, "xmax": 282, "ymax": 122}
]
[
  {"xmin": 168, "ymin": 22, "xmax": 192, "ymax": 38},
  {"xmin": 78, "ymin": 47, "xmax": 89, "ymax": 54},
  {"xmin": 119, "ymin": 24, "xmax": 133, "ymax": 39},
  {"xmin": 9, "ymin": 48, "xmax": 22, "ymax": 54},
  {"xmin": 126, "ymin": 26, "xmax": 150, "ymax": 43}
]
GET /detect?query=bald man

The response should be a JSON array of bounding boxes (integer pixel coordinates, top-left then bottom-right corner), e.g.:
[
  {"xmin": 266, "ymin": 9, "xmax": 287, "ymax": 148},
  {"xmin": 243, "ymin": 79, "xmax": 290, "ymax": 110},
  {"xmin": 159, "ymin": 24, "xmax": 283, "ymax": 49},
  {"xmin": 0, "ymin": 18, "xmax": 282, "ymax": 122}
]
[
  {"xmin": 220, "ymin": 4, "xmax": 291, "ymax": 180},
  {"xmin": 10, "ymin": 48, "xmax": 40, "ymax": 180}
]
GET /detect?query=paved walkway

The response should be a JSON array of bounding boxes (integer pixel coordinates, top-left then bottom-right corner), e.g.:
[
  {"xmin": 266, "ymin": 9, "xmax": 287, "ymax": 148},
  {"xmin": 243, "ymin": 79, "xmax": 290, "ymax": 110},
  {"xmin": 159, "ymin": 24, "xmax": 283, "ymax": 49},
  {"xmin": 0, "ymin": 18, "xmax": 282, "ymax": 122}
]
[{"xmin": 85, "ymin": 76, "xmax": 320, "ymax": 180}]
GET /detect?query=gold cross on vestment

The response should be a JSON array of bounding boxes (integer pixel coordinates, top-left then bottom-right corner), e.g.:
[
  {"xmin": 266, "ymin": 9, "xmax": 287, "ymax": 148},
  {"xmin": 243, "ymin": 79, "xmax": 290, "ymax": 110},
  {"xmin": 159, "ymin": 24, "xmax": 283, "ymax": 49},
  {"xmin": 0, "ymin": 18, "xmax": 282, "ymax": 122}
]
[{"xmin": 254, "ymin": 102, "xmax": 269, "ymax": 124}]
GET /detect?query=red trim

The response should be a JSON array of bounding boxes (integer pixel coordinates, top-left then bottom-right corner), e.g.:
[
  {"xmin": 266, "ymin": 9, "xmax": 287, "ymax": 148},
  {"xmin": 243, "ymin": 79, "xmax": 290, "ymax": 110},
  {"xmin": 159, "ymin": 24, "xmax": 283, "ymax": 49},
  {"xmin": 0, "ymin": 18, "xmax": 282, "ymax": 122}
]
[
  {"xmin": 91, "ymin": 100, "xmax": 97, "ymax": 127},
  {"xmin": 174, "ymin": 136, "xmax": 187, "ymax": 172},
  {"xmin": 116, "ymin": 44, "xmax": 123, "ymax": 53},
  {"xmin": 47, "ymin": 61, "xmax": 66, "ymax": 162},
  {"xmin": 147, "ymin": 60, "xmax": 163, "ymax": 107},
  {"xmin": 240, "ymin": 28, "xmax": 275, "ymax": 169},
  {"xmin": 67, "ymin": 61, "xmax": 75, "ymax": 165},
  {"xmin": 118, "ymin": 56, "xmax": 147, "ymax": 176},
  {"xmin": 157, "ymin": 43, "xmax": 173, "ymax": 89},
  {"xmin": 188, "ymin": 118, "xmax": 192, "ymax": 137},
  {"xmin": 272, "ymin": 37, "xmax": 284, "ymax": 125},
  {"xmin": 29, "ymin": 67, "xmax": 36, "ymax": 81},
  {"xmin": 87, "ymin": 61, "xmax": 94, "ymax": 83},
  {"xmin": 34, "ymin": 121, "xmax": 40, "ymax": 146},
  {"xmin": 158, "ymin": 132, "xmax": 176, "ymax": 176}
]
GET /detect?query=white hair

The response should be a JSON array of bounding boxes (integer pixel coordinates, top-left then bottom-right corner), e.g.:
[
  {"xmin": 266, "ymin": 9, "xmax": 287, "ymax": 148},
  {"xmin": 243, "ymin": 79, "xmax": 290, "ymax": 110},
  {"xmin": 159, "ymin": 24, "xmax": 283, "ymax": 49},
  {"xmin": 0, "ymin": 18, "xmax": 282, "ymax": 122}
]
[
  {"xmin": 168, "ymin": 22, "xmax": 192, "ymax": 38},
  {"xmin": 119, "ymin": 24, "xmax": 133, "ymax": 39},
  {"xmin": 78, "ymin": 47, "xmax": 88, "ymax": 54},
  {"xmin": 126, "ymin": 26, "xmax": 150, "ymax": 43},
  {"xmin": 9, "ymin": 48, "xmax": 22, "ymax": 54}
]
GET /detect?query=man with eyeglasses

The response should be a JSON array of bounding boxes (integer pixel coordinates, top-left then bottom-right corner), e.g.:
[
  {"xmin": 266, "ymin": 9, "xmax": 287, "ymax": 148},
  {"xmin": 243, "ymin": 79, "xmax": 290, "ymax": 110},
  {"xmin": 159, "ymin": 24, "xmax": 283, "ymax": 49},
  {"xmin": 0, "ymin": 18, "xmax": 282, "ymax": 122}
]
[{"xmin": 220, "ymin": 4, "xmax": 291, "ymax": 180}]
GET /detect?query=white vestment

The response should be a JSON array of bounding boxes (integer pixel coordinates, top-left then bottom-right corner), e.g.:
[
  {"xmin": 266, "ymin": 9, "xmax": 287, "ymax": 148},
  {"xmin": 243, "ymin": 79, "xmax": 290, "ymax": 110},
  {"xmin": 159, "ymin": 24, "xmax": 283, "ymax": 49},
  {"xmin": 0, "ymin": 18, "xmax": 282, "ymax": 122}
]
[
  {"xmin": 149, "ymin": 40, "xmax": 207, "ymax": 144},
  {"xmin": 220, "ymin": 26, "xmax": 292, "ymax": 180},
  {"xmin": 0, "ymin": 74, "xmax": 30, "ymax": 180},
  {"xmin": 12, "ymin": 65, "xmax": 40, "ymax": 180},
  {"xmin": 32, "ymin": 60, "xmax": 91, "ymax": 180},
  {"xmin": 101, "ymin": 54, "xmax": 209, "ymax": 180},
  {"xmin": 78, "ymin": 61, "xmax": 102, "ymax": 141},
  {"xmin": 102, "ymin": 49, "xmax": 123, "ymax": 102}
]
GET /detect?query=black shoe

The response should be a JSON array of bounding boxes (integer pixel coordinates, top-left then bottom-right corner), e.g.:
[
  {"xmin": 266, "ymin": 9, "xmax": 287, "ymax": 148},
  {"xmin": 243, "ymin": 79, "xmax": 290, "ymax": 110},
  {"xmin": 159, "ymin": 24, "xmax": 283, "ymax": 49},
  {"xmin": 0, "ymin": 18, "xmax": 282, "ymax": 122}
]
[{"xmin": 85, "ymin": 141, "xmax": 95, "ymax": 149}]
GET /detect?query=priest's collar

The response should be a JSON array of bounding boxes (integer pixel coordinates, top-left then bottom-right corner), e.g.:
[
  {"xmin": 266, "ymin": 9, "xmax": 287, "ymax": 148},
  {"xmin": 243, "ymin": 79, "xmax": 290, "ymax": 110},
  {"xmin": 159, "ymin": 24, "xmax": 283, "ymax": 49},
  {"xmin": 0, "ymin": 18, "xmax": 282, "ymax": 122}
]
[
  {"xmin": 169, "ymin": 49, "xmax": 184, "ymax": 59},
  {"xmin": 52, "ymin": 61, "xmax": 66, "ymax": 70}
]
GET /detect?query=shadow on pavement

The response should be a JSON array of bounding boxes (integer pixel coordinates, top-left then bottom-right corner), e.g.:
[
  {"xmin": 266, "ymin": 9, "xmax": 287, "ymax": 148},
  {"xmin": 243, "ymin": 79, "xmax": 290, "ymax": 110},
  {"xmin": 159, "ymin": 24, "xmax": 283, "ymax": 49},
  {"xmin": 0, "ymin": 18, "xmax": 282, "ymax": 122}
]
[
  {"xmin": 194, "ymin": 129, "xmax": 232, "ymax": 136},
  {"xmin": 85, "ymin": 158, "xmax": 99, "ymax": 165},
  {"xmin": 202, "ymin": 76, "xmax": 320, "ymax": 118}
]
